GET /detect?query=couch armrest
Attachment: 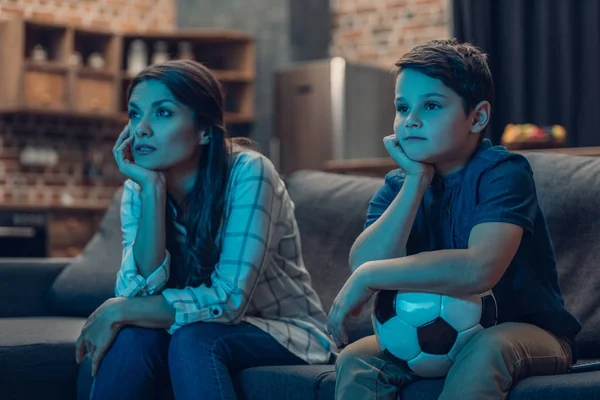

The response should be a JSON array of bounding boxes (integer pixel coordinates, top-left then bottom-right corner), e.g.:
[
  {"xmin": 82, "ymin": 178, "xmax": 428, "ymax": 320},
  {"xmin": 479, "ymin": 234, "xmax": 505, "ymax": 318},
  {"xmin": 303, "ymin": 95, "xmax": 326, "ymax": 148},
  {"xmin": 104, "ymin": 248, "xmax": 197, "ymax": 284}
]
[{"xmin": 0, "ymin": 257, "xmax": 74, "ymax": 317}]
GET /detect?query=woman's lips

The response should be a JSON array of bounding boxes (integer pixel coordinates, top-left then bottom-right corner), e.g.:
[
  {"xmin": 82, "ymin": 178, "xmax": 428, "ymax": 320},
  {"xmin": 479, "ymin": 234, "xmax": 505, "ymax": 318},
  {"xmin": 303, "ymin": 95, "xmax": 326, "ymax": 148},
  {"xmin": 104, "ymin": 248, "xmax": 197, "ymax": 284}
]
[{"xmin": 134, "ymin": 145, "xmax": 157, "ymax": 155}]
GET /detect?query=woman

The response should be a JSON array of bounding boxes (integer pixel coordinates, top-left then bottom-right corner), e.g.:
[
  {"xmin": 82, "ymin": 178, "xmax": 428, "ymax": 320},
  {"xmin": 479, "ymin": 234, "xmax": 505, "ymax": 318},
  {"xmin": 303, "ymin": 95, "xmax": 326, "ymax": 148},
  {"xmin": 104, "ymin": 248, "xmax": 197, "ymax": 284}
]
[{"xmin": 75, "ymin": 60, "xmax": 335, "ymax": 400}]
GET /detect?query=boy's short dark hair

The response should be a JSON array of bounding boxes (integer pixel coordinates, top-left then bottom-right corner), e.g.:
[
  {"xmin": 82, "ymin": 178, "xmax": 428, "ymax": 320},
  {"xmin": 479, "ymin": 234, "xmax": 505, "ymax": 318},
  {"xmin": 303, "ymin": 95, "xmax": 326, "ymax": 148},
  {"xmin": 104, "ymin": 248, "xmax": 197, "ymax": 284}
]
[{"xmin": 395, "ymin": 39, "xmax": 494, "ymax": 140}]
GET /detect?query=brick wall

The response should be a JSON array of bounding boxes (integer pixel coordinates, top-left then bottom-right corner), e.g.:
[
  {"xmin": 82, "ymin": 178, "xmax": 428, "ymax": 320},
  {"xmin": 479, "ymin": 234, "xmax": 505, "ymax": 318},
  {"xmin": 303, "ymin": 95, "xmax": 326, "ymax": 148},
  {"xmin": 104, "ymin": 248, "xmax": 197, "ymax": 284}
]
[
  {"xmin": 0, "ymin": 115, "xmax": 124, "ymax": 206},
  {"xmin": 0, "ymin": 0, "xmax": 175, "ymax": 33},
  {"xmin": 330, "ymin": 0, "xmax": 451, "ymax": 68}
]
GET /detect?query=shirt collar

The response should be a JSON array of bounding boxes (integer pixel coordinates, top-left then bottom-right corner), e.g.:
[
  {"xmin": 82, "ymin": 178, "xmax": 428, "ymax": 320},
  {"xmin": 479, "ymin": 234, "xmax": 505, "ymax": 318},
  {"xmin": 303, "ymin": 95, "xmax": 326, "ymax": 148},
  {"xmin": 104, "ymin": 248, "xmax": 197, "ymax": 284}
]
[{"xmin": 430, "ymin": 139, "xmax": 492, "ymax": 190}]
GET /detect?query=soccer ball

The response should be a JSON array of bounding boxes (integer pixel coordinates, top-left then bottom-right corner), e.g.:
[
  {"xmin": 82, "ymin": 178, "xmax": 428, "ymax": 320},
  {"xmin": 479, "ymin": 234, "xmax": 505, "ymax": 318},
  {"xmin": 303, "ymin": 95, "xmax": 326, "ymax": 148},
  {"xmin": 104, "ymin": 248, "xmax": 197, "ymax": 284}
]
[{"xmin": 372, "ymin": 290, "xmax": 498, "ymax": 378}]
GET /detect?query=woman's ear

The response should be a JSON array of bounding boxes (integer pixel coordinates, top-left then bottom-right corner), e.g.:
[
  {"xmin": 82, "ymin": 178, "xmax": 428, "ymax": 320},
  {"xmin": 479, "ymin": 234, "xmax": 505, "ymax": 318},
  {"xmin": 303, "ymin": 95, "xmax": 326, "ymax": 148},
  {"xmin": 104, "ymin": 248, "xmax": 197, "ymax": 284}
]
[{"xmin": 198, "ymin": 128, "xmax": 211, "ymax": 145}]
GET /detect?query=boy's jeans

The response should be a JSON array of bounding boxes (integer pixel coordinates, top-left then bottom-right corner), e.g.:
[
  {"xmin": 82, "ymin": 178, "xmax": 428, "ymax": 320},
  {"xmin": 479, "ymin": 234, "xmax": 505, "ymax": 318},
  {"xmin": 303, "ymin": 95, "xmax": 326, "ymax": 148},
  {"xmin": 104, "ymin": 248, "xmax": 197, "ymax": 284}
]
[
  {"xmin": 88, "ymin": 322, "xmax": 305, "ymax": 400},
  {"xmin": 335, "ymin": 322, "xmax": 572, "ymax": 400}
]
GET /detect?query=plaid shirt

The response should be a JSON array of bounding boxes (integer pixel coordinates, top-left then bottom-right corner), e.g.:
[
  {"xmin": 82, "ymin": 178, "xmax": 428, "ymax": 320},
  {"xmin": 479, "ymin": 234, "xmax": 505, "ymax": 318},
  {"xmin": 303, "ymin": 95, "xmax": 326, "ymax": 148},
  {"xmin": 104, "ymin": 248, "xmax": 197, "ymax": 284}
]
[{"xmin": 115, "ymin": 151, "xmax": 335, "ymax": 365}]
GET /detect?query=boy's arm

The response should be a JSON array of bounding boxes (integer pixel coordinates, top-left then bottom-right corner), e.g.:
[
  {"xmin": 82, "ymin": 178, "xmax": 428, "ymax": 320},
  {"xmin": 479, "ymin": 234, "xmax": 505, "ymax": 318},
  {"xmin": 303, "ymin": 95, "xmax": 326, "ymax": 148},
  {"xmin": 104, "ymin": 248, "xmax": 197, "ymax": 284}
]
[
  {"xmin": 350, "ymin": 136, "xmax": 434, "ymax": 272},
  {"xmin": 356, "ymin": 222, "xmax": 523, "ymax": 296},
  {"xmin": 358, "ymin": 154, "xmax": 536, "ymax": 296},
  {"xmin": 329, "ymin": 153, "xmax": 536, "ymax": 347},
  {"xmin": 350, "ymin": 174, "xmax": 429, "ymax": 272}
]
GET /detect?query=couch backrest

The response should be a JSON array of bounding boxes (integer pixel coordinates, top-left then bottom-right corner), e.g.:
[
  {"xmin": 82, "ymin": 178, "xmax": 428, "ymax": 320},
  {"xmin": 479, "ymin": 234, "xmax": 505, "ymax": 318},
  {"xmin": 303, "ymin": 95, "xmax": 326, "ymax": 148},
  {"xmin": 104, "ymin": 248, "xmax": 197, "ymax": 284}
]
[
  {"xmin": 286, "ymin": 153, "xmax": 600, "ymax": 355},
  {"xmin": 51, "ymin": 152, "xmax": 600, "ymax": 356},
  {"xmin": 284, "ymin": 171, "xmax": 384, "ymax": 341},
  {"xmin": 525, "ymin": 152, "xmax": 600, "ymax": 357}
]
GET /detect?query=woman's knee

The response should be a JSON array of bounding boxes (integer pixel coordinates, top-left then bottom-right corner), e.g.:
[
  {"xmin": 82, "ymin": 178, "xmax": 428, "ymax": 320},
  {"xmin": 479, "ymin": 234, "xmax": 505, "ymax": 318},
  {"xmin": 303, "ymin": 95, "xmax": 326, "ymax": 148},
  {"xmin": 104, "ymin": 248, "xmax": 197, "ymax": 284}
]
[
  {"xmin": 168, "ymin": 323, "xmax": 221, "ymax": 360},
  {"xmin": 92, "ymin": 326, "xmax": 170, "ymax": 396},
  {"xmin": 106, "ymin": 326, "xmax": 170, "ymax": 364}
]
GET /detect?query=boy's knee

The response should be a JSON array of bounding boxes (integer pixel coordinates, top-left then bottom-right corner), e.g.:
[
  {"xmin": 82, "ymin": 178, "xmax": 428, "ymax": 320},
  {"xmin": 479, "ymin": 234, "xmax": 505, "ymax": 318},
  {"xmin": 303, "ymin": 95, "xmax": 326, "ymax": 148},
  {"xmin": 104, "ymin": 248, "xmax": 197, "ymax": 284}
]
[
  {"xmin": 335, "ymin": 347, "xmax": 358, "ymax": 371},
  {"xmin": 455, "ymin": 326, "xmax": 517, "ymax": 367},
  {"xmin": 335, "ymin": 337, "xmax": 381, "ymax": 372}
]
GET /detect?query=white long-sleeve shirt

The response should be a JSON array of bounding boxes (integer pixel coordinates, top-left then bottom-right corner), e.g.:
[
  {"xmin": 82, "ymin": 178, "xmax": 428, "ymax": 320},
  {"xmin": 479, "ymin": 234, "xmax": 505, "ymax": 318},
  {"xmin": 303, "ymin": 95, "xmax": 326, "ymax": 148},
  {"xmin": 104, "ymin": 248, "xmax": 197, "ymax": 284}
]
[{"xmin": 115, "ymin": 150, "xmax": 335, "ymax": 364}]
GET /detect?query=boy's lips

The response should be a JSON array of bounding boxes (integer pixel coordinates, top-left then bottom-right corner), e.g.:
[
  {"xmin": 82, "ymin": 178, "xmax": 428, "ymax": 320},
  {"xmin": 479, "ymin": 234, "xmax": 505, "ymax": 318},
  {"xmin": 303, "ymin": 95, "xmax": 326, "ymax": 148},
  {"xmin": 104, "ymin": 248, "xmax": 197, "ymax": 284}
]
[{"xmin": 404, "ymin": 136, "xmax": 426, "ymax": 140}]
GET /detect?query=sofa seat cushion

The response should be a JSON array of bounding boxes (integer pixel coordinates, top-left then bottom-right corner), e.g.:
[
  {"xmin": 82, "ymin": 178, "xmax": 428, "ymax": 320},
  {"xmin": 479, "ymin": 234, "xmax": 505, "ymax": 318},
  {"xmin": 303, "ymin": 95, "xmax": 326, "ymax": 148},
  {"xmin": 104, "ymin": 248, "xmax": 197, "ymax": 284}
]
[
  {"xmin": 235, "ymin": 364, "xmax": 334, "ymax": 400},
  {"xmin": 317, "ymin": 368, "xmax": 600, "ymax": 400},
  {"xmin": 0, "ymin": 317, "xmax": 85, "ymax": 400}
]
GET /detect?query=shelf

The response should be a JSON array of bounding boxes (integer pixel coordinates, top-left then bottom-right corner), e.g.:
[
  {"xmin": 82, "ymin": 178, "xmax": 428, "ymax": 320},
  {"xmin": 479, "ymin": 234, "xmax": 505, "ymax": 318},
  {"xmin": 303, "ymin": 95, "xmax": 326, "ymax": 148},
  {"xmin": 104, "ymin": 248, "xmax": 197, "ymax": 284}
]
[
  {"xmin": 76, "ymin": 66, "xmax": 117, "ymax": 80},
  {"xmin": 135, "ymin": 29, "xmax": 253, "ymax": 44},
  {"xmin": 213, "ymin": 70, "xmax": 254, "ymax": 83},
  {"xmin": 0, "ymin": 107, "xmax": 251, "ymax": 125},
  {"xmin": 24, "ymin": 19, "xmax": 67, "ymax": 31},
  {"xmin": 0, "ymin": 107, "xmax": 128, "ymax": 124},
  {"xmin": 120, "ymin": 69, "xmax": 253, "ymax": 83},
  {"xmin": 0, "ymin": 17, "xmax": 255, "ymax": 130},
  {"xmin": 0, "ymin": 200, "xmax": 112, "ymax": 212},
  {"xmin": 73, "ymin": 26, "xmax": 114, "ymax": 38},
  {"xmin": 24, "ymin": 60, "xmax": 69, "ymax": 74},
  {"xmin": 225, "ymin": 112, "xmax": 253, "ymax": 124}
]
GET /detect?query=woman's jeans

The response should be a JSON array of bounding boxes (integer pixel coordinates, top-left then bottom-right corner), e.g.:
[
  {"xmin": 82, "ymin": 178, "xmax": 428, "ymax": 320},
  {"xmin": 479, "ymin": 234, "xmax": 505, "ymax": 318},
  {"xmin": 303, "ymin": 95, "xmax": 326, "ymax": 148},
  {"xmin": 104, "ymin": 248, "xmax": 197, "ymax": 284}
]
[{"xmin": 89, "ymin": 322, "xmax": 306, "ymax": 400}]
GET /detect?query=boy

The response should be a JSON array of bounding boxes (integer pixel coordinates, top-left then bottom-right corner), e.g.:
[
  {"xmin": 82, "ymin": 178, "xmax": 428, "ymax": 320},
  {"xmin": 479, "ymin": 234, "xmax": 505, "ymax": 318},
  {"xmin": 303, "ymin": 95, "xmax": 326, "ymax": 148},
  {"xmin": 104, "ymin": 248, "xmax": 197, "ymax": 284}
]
[{"xmin": 327, "ymin": 39, "xmax": 581, "ymax": 400}]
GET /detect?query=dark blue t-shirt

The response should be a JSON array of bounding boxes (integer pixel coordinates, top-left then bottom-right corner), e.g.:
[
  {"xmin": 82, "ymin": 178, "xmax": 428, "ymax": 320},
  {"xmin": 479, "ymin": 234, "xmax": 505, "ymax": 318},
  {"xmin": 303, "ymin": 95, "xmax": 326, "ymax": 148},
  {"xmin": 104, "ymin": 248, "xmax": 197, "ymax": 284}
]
[{"xmin": 365, "ymin": 139, "xmax": 581, "ymax": 351}]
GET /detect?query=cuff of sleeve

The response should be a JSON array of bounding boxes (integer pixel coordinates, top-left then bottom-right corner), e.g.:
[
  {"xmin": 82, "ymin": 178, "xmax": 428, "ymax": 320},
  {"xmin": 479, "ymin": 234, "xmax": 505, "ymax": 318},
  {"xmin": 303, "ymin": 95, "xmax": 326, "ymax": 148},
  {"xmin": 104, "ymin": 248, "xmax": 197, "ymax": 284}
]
[
  {"xmin": 143, "ymin": 250, "xmax": 171, "ymax": 294},
  {"xmin": 162, "ymin": 287, "xmax": 225, "ymax": 333},
  {"xmin": 117, "ymin": 250, "xmax": 171, "ymax": 297},
  {"xmin": 473, "ymin": 211, "xmax": 535, "ymax": 235}
]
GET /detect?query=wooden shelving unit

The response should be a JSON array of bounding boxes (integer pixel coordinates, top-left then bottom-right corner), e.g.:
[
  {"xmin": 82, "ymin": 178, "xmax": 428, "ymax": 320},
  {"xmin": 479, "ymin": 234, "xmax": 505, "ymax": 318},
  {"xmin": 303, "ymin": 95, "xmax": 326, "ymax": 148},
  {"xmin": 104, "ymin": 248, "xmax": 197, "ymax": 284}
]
[{"xmin": 0, "ymin": 16, "xmax": 255, "ymax": 127}]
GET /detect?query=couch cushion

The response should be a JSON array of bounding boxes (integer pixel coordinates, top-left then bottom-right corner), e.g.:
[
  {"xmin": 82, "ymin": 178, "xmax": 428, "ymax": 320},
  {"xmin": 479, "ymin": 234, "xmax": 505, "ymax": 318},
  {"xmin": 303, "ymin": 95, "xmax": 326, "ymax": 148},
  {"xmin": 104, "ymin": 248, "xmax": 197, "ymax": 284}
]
[
  {"xmin": 0, "ymin": 317, "xmax": 85, "ymax": 400},
  {"xmin": 235, "ymin": 365, "xmax": 334, "ymax": 400},
  {"xmin": 78, "ymin": 358, "xmax": 333, "ymax": 400},
  {"xmin": 50, "ymin": 189, "xmax": 124, "ymax": 317},
  {"xmin": 284, "ymin": 171, "xmax": 384, "ymax": 342},
  {"xmin": 317, "ymin": 369, "xmax": 600, "ymax": 400},
  {"xmin": 525, "ymin": 153, "xmax": 600, "ymax": 358},
  {"xmin": 0, "ymin": 259, "xmax": 70, "ymax": 317}
]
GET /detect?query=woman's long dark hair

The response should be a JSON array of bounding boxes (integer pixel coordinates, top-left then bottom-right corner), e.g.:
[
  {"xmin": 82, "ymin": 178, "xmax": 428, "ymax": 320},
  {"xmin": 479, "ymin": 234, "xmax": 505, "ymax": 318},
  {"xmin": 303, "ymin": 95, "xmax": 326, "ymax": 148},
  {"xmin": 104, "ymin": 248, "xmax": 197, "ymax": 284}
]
[{"xmin": 127, "ymin": 60, "xmax": 255, "ymax": 288}]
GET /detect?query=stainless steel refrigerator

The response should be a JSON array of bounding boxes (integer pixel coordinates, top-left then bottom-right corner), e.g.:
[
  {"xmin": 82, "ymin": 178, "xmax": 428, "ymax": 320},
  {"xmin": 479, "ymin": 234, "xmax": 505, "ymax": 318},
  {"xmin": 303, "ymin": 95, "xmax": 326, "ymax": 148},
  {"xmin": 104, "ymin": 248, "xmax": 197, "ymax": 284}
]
[{"xmin": 273, "ymin": 57, "xmax": 396, "ymax": 175}]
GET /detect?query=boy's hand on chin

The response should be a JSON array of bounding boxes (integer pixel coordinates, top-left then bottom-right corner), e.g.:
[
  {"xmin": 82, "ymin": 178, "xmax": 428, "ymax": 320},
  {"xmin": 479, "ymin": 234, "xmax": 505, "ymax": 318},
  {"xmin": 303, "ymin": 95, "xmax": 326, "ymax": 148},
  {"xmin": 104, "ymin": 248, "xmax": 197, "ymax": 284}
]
[{"xmin": 383, "ymin": 135, "xmax": 434, "ymax": 184}]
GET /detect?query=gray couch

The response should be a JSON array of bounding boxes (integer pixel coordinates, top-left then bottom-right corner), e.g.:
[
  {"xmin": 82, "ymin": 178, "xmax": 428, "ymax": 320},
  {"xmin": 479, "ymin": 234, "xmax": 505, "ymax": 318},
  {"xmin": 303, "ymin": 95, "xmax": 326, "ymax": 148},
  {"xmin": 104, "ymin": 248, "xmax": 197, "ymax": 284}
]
[{"xmin": 2, "ymin": 152, "xmax": 600, "ymax": 400}]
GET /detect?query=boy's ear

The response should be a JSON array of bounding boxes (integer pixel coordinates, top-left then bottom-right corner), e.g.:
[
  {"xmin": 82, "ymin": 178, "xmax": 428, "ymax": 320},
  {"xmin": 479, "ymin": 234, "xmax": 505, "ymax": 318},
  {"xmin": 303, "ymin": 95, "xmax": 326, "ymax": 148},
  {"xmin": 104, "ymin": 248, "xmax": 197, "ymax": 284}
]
[{"xmin": 470, "ymin": 101, "xmax": 491, "ymax": 134}]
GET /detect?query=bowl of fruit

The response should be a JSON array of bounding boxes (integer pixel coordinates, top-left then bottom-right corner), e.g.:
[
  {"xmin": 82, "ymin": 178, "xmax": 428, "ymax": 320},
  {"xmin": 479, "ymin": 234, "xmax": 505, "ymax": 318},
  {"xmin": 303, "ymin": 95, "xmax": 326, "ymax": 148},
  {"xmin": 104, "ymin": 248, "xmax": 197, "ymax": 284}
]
[{"xmin": 500, "ymin": 124, "xmax": 567, "ymax": 150}]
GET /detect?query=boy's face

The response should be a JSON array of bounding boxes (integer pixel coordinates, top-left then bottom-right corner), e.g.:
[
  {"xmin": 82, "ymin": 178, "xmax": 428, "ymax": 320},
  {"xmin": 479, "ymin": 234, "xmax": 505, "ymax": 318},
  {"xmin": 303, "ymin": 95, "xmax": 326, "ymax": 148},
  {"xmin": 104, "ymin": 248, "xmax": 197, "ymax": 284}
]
[{"xmin": 394, "ymin": 69, "xmax": 479, "ymax": 170}]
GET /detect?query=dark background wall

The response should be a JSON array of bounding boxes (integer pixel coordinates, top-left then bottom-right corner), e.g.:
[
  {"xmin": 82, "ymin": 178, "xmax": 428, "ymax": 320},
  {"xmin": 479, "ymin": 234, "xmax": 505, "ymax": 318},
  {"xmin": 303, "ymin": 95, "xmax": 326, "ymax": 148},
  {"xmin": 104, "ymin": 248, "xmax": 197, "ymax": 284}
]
[{"xmin": 177, "ymin": 0, "xmax": 330, "ymax": 155}]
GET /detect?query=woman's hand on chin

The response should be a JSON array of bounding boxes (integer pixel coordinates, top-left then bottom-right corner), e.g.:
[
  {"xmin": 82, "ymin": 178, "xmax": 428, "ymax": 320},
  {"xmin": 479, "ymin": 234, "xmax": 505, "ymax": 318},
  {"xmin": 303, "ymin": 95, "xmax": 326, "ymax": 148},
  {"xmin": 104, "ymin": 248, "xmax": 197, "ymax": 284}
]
[{"xmin": 113, "ymin": 124, "xmax": 166, "ymax": 190}]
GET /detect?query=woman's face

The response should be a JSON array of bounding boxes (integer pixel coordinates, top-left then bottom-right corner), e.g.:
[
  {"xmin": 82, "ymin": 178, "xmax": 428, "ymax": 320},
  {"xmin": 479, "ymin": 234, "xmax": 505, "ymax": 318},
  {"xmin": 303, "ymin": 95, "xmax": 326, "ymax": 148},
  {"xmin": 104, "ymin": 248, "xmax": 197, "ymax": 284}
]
[{"xmin": 127, "ymin": 79, "xmax": 201, "ymax": 171}]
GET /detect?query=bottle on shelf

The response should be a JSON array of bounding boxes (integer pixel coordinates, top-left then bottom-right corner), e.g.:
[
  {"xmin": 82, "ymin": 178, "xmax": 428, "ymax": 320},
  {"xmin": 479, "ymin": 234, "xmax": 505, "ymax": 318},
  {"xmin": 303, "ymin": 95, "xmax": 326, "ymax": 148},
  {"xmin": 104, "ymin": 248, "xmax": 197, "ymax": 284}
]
[
  {"xmin": 70, "ymin": 51, "xmax": 83, "ymax": 67},
  {"xmin": 151, "ymin": 41, "xmax": 170, "ymax": 65},
  {"xmin": 31, "ymin": 44, "xmax": 48, "ymax": 62},
  {"xmin": 177, "ymin": 41, "xmax": 194, "ymax": 60},
  {"xmin": 127, "ymin": 39, "xmax": 148, "ymax": 77},
  {"xmin": 88, "ymin": 52, "xmax": 106, "ymax": 70}
]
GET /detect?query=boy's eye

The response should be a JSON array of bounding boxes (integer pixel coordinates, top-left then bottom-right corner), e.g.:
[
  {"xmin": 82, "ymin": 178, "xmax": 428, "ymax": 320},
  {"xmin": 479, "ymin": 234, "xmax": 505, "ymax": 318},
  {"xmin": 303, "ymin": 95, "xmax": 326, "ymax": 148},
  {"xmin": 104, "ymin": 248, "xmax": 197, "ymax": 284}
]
[
  {"xmin": 425, "ymin": 102, "xmax": 441, "ymax": 110},
  {"xmin": 127, "ymin": 110, "xmax": 139, "ymax": 119},
  {"xmin": 396, "ymin": 105, "xmax": 408, "ymax": 113}
]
